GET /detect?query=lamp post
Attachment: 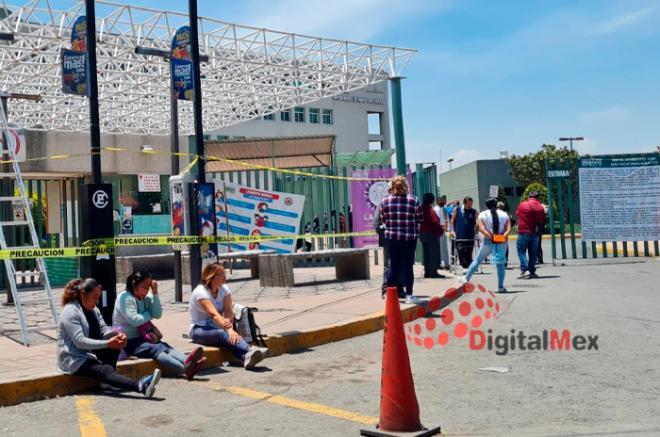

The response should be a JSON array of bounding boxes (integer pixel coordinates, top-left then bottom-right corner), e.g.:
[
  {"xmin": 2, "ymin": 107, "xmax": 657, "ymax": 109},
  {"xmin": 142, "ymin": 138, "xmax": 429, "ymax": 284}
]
[
  {"xmin": 447, "ymin": 158, "xmax": 454, "ymax": 170},
  {"xmin": 558, "ymin": 137, "xmax": 583, "ymax": 152}
]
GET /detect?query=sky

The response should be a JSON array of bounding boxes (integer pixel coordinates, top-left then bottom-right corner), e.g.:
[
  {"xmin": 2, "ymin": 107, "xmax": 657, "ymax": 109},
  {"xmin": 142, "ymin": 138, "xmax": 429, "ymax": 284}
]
[{"xmin": 51, "ymin": 0, "xmax": 660, "ymax": 170}]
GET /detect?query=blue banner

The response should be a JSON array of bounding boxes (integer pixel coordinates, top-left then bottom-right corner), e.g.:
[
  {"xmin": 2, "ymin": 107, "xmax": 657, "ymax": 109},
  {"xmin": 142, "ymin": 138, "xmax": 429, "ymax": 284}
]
[
  {"xmin": 171, "ymin": 26, "xmax": 194, "ymax": 101},
  {"xmin": 61, "ymin": 49, "xmax": 88, "ymax": 96},
  {"xmin": 71, "ymin": 15, "xmax": 87, "ymax": 52}
]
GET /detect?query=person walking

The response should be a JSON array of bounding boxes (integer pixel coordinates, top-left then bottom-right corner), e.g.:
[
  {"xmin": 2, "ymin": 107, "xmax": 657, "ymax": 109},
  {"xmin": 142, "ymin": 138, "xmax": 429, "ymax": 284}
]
[
  {"xmin": 516, "ymin": 191, "xmax": 546, "ymax": 279},
  {"xmin": 374, "ymin": 190, "xmax": 403, "ymax": 298},
  {"xmin": 460, "ymin": 198, "xmax": 511, "ymax": 293},
  {"xmin": 451, "ymin": 197, "xmax": 478, "ymax": 272},
  {"xmin": 379, "ymin": 176, "xmax": 423, "ymax": 303},
  {"xmin": 434, "ymin": 195, "xmax": 450, "ymax": 270},
  {"xmin": 57, "ymin": 278, "xmax": 161, "ymax": 398},
  {"xmin": 420, "ymin": 193, "xmax": 445, "ymax": 278}
]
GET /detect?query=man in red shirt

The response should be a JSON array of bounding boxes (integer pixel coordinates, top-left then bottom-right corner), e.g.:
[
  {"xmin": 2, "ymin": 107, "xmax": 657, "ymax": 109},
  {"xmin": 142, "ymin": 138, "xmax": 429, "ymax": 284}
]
[{"xmin": 516, "ymin": 191, "xmax": 546, "ymax": 279}]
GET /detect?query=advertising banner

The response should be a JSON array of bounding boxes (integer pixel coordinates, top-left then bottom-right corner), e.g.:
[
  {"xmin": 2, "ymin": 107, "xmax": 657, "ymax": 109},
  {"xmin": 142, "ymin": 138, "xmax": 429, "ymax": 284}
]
[
  {"xmin": 62, "ymin": 15, "xmax": 89, "ymax": 96},
  {"xmin": 171, "ymin": 26, "xmax": 194, "ymax": 101},
  {"xmin": 213, "ymin": 181, "xmax": 305, "ymax": 254},
  {"xmin": 350, "ymin": 168, "xmax": 396, "ymax": 248},
  {"xmin": 196, "ymin": 183, "xmax": 217, "ymax": 267},
  {"xmin": 579, "ymin": 153, "xmax": 660, "ymax": 242}
]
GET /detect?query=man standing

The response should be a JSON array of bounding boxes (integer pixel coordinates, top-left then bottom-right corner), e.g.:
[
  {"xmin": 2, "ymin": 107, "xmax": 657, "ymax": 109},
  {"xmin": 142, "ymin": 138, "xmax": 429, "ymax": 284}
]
[
  {"xmin": 516, "ymin": 191, "xmax": 546, "ymax": 279},
  {"xmin": 434, "ymin": 195, "xmax": 449, "ymax": 269},
  {"xmin": 380, "ymin": 176, "xmax": 423, "ymax": 303},
  {"xmin": 451, "ymin": 197, "xmax": 478, "ymax": 272}
]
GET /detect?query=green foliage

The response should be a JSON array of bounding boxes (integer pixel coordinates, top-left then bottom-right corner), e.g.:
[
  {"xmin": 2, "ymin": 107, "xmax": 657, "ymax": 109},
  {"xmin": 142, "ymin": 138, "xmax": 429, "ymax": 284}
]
[
  {"xmin": 521, "ymin": 183, "xmax": 548, "ymax": 204},
  {"xmin": 496, "ymin": 185, "xmax": 509, "ymax": 211},
  {"xmin": 506, "ymin": 144, "xmax": 580, "ymax": 188}
]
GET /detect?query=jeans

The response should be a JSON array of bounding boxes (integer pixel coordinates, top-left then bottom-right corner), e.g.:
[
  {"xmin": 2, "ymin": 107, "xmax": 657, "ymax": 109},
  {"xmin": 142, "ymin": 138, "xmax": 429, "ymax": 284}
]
[
  {"xmin": 420, "ymin": 232, "xmax": 440, "ymax": 275},
  {"xmin": 465, "ymin": 241, "xmax": 506, "ymax": 290},
  {"xmin": 74, "ymin": 348, "xmax": 140, "ymax": 392},
  {"xmin": 191, "ymin": 324, "xmax": 251, "ymax": 359},
  {"xmin": 517, "ymin": 233, "xmax": 540, "ymax": 274},
  {"xmin": 386, "ymin": 238, "xmax": 418, "ymax": 296},
  {"xmin": 125, "ymin": 337, "xmax": 188, "ymax": 374},
  {"xmin": 439, "ymin": 233, "xmax": 449, "ymax": 268}
]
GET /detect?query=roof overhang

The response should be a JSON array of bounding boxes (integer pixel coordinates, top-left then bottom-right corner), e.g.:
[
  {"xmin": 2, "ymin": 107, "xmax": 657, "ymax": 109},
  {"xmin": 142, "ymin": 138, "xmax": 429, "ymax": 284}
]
[
  {"xmin": 205, "ymin": 135, "xmax": 334, "ymax": 173},
  {"xmin": 0, "ymin": 1, "xmax": 416, "ymax": 135}
]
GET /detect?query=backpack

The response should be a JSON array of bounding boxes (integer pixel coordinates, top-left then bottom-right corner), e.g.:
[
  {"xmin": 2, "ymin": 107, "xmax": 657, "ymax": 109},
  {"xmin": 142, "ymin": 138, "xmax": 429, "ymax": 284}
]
[{"xmin": 233, "ymin": 303, "xmax": 267, "ymax": 347}]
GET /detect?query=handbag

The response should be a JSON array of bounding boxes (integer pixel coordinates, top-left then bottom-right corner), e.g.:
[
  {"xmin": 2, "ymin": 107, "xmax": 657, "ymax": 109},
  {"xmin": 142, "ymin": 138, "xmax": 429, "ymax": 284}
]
[
  {"xmin": 233, "ymin": 303, "xmax": 267, "ymax": 346},
  {"xmin": 492, "ymin": 234, "xmax": 507, "ymax": 244},
  {"xmin": 137, "ymin": 321, "xmax": 163, "ymax": 344}
]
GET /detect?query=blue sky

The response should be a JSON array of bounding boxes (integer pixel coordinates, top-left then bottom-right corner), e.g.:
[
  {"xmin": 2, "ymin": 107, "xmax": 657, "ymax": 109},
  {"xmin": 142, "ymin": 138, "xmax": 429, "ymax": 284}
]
[{"xmin": 56, "ymin": 0, "xmax": 660, "ymax": 170}]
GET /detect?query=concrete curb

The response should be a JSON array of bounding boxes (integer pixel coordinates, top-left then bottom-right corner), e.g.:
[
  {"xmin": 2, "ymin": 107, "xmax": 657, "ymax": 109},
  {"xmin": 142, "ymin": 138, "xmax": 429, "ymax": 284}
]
[{"xmin": 0, "ymin": 302, "xmax": 426, "ymax": 407}]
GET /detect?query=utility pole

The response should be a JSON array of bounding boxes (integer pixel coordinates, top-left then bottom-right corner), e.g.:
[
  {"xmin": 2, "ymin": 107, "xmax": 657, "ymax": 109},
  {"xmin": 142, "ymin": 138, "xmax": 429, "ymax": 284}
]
[{"xmin": 558, "ymin": 137, "xmax": 584, "ymax": 152}]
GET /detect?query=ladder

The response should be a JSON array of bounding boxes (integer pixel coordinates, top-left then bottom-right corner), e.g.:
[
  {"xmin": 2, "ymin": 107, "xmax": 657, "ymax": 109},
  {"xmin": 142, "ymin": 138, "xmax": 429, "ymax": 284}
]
[{"xmin": 0, "ymin": 103, "xmax": 58, "ymax": 346}]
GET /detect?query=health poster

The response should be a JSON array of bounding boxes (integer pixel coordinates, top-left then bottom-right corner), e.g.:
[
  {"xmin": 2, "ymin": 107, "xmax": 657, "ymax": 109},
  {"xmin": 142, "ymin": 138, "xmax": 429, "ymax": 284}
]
[{"xmin": 214, "ymin": 181, "xmax": 305, "ymax": 254}]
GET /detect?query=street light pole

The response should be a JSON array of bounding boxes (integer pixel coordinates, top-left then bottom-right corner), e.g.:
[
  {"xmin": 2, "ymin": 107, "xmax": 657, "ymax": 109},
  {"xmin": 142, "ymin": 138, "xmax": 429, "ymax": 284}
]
[
  {"xmin": 447, "ymin": 158, "xmax": 454, "ymax": 171},
  {"xmin": 558, "ymin": 137, "xmax": 584, "ymax": 152}
]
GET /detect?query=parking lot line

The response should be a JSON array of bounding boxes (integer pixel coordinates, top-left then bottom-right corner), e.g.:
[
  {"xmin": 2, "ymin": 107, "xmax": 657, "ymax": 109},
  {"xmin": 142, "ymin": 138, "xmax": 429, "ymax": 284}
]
[{"xmin": 75, "ymin": 396, "xmax": 107, "ymax": 437}]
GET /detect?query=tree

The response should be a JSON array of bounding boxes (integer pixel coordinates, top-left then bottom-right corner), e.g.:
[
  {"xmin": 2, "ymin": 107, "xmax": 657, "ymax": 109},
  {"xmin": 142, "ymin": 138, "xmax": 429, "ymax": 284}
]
[{"xmin": 506, "ymin": 144, "xmax": 579, "ymax": 188}]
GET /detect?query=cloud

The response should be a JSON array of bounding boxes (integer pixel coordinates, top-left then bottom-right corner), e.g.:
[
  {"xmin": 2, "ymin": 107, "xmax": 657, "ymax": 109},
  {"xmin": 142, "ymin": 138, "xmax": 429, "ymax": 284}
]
[
  {"xmin": 579, "ymin": 106, "xmax": 631, "ymax": 122},
  {"xmin": 233, "ymin": 0, "xmax": 452, "ymax": 41},
  {"xmin": 582, "ymin": 5, "xmax": 658, "ymax": 37}
]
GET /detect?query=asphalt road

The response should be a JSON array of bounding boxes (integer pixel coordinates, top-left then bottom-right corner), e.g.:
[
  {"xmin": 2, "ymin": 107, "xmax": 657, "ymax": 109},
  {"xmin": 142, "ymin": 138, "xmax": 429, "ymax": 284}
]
[{"xmin": 1, "ymin": 258, "xmax": 659, "ymax": 436}]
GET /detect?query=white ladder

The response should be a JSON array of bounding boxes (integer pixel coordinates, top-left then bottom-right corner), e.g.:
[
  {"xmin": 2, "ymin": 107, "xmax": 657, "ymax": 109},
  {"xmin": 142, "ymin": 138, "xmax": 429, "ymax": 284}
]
[{"xmin": 0, "ymin": 103, "xmax": 58, "ymax": 346}]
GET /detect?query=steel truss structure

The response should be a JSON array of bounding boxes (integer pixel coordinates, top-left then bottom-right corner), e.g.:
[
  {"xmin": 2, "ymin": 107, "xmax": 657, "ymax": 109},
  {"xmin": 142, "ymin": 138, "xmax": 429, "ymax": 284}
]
[{"xmin": 0, "ymin": 1, "xmax": 416, "ymax": 135}]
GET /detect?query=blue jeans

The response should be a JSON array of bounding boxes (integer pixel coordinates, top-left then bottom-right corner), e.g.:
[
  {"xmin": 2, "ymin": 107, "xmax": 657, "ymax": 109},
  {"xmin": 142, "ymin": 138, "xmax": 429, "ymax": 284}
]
[
  {"xmin": 191, "ymin": 324, "xmax": 251, "ymax": 359},
  {"xmin": 386, "ymin": 238, "xmax": 418, "ymax": 296},
  {"xmin": 517, "ymin": 233, "xmax": 540, "ymax": 274},
  {"xmin": 125, "ymin": 337, "xmax": 188, "ymax": 373},
  {"xmin": 465, "ymin": 241, "xmax": 506, "ymax": 290}
]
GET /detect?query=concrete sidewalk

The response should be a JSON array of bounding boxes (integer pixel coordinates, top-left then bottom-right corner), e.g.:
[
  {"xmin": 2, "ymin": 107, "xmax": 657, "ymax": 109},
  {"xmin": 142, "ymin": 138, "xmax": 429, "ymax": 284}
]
[{"xmin": 0, "ymin": 255, "xmax": 461, "ymax": 403}]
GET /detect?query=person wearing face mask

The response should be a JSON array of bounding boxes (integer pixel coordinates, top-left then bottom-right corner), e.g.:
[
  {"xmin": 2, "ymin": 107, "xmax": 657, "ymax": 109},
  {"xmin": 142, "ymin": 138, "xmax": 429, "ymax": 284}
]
[
  {"xmin": 113, "ymin": 270, "xmax": 206, "ymax": 380},
  {"xmin": 57, "ymin": 278, "xmax": 161, "ymax": 398}
]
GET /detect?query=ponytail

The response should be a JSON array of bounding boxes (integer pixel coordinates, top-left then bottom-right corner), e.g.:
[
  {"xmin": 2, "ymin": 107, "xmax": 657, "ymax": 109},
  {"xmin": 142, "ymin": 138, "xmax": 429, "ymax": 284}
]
[{"xmin": 485, "ymin": 198, "xmax": 500, "ymax": 235}]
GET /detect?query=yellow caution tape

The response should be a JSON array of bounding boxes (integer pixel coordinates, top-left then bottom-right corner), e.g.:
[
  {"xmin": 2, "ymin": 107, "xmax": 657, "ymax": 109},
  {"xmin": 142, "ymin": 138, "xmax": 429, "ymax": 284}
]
[{"xmin": 0, "ymin": 231, "xmax": 376, "ymax": 260}]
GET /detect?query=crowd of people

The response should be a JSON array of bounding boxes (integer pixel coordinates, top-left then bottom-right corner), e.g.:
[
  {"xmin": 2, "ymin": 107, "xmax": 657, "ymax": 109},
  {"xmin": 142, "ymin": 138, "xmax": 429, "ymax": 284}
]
[
  {"xmin": 376, "ymin": 175, "xmax": 547, "ymax": 298},
  {"xmin": 57, "ymin": 263, "xmax": 269, "ymax": 398}
]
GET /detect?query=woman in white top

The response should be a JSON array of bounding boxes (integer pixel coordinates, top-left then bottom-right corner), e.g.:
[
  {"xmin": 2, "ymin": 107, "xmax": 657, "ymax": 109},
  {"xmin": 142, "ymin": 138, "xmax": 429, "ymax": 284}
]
[
  {"xmin": 460, "ymin": 198, "xmax": 511, "ymax": 292},
  {"xmin": 189, "ymin": 263, "xmax": 268, "ymax": 370}
]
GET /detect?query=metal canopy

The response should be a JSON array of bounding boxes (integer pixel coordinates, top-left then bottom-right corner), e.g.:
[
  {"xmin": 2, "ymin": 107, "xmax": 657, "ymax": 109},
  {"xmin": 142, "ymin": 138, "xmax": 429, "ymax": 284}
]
[
  {"xmin": 205, "ymin": 135, "xmax": 334, "ymax": 173},
  {"xmin": 0, "ymin": 1, "xmax": 416, "ymax": 135}
]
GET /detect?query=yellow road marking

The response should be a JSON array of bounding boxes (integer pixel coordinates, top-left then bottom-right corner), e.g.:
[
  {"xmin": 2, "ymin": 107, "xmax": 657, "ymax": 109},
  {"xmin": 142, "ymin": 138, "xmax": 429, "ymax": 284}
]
[
  {"xmin": 205, "ymin": 382, "xmax": 378, "ymax": 426},
  {"xmin": 75, "ymin": 397, "xmax": 107, "ymax": 437}
]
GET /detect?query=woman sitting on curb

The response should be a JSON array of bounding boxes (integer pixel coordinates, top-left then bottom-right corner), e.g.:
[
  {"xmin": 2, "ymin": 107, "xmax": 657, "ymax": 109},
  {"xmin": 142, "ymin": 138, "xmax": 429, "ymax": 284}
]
[
  {"xmin": 189, "ymin": 263, "xmax": 268, "ymax": 369},
  {"xmin": 57, "ymin": 278, "xmax": 161, "ymax": 398},
  {"xmin": 113, "ymin": 270, "xmax": 206, "ymax": 380}
]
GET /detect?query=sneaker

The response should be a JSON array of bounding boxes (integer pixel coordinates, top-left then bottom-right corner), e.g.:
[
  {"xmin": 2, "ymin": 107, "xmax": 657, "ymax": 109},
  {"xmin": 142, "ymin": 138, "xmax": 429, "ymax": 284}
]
[
  {"xmin": 405, "ymin": 295, "xmax": 416, "ymax": 304},
  {"xmin": 185, "ymin": 356, "xmax": 208, "ymax": 380},
  {"xmin": 518, "ymin": 270, "xmax": 528, "ymax": 279},
  {"xmin": 138, "ymin": 368, "xmax": 161, "ymax": 399},
  {"xmin": 183, "ymin": 346, "xmax": 204, "ymax": 372},
  {"xmin": 498, "ymin": 287, "xmax": 508, "ymax": 293},
  {"xmin": 528, "ymin": 273, "xmax": 539, "ymax": 279},
  {"xmin": 457, "ymin": 276, "xmax": 467, "ymax": 284},
  {"xmin": 244, "ymin": 346, "xmax": 268, "ymax": 370}
]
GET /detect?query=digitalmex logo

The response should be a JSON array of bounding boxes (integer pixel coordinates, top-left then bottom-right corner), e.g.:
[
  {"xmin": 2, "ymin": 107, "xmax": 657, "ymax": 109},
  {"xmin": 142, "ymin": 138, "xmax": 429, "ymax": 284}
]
[{"xmin": 407, "ymin": 283, "xmax": 599, "ymax": 355}]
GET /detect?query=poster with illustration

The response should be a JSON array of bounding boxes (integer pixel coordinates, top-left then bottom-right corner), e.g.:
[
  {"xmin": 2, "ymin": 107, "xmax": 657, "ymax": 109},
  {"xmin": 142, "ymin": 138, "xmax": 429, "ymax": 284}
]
[
  {"xmin": 171, "ymin": 25, "xmax": 194, "ymax": 101},
  {"xmin": 214, "ymin": 180, "xmax": 305, "ymax": 254},
  {"xmin": 350, "ymin": 168, "xmax": 397, "ymax": 248},
  {"xmin": 196, "ymin": 183, "xmax": 217, "ymax": 267}
]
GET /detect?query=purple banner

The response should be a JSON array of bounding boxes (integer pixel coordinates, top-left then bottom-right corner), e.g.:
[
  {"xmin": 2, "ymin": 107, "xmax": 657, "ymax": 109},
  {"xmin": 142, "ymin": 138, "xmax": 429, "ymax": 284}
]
[{"xmin": 350, "ymin": 168, "xmax": 397, "ymax": 248}]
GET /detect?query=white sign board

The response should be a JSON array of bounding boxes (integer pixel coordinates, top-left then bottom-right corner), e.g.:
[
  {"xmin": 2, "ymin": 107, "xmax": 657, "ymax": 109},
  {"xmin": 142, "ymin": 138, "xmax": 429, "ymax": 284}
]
[
  {"xmin": 138, "ymin": 174, "xmax": 161, "ymax": 192},
  {"xmin": 0, "ymin": 123, "xmax": 27, "ymax": 162},
  {"xmin": 214, "ymin": 180, "xmax": 305, "ymax": 254},
  {"xmin": 489, "ymin": 185, "xmax": 499, "ymax": 198},
  {"xmin": 579, "ymin": 154, "xmax": 660, "ymax": 242}
]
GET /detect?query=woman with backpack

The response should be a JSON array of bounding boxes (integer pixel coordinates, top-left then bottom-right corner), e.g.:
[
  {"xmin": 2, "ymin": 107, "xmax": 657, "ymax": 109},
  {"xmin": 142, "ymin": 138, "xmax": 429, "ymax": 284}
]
[
  {"xmin": 113, "ymin": 270, "xmax": 206, "ymax": 380},
  {"xmin": 189, "ymin": 263, "xmax": 268, "ymax": 370},
  {"xmin": 57, "ymin": 278, "xmax": 161, "ymax": 398},
  {"xmin": 459, "ymin": 198, "xmax": 511, "ymax": 293}
]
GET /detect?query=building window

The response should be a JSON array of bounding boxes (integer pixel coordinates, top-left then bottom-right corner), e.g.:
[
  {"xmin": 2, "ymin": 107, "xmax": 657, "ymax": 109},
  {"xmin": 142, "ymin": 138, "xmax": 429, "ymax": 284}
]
[
  {"xmin": 294, "ymin": 107, "xmax": 305, "ymax": 123},
  {"xmin": 280, "ymin": 110, "xmax": 291, "ymax": 122},
  {"xmin": 322, "ymin": 109, "xmax": 333, "ymax": 125},
  {"xmin": 309, "ymin": 108, "xmax": 320, "ymax": 124},
  {"xmin": 504, "ymin": 187, "xmax": 513, "ymax": 196},
  {"xmin": 516, "ymin": 186, "xmax": 525, "ymax": 196},
  {"xmin": 264, "ymin": 113, "xmax": 274, "ymax": 120}
]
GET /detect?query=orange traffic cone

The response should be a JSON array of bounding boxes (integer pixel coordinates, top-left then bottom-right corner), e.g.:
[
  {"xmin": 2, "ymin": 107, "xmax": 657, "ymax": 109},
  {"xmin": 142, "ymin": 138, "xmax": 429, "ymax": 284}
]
[{"xmin": 360, "ymin": 287, "xmax": 441, "ymax": 436}]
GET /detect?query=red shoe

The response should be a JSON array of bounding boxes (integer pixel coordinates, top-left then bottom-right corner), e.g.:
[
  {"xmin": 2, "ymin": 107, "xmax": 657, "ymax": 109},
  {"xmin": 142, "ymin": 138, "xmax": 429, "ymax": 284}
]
[
  {"xmin": 183, "ymin": 347, "xmax": 204, "ymax": 372},
  {"xmin": 185, "ymin": 357, "xmax": 207, "ymax": 380}
]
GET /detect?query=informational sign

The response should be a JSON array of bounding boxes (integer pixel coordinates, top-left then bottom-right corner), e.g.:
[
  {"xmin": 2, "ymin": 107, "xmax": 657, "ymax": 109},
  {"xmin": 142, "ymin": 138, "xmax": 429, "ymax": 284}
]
[
  {"xmin": 121, "ymin": 206, "xmax": 133, "ymax": 234},
  {"xmin": 61, "ymin": 49, "xmax": 88, "ymax": 96},
  {"xmin": 171, "ymin": 26, "xmax": 194, "ymax": 101},
  {"xmin": 169, "ymin": 174, "xmax": 190, "ymax": 238},
  {"xmin": 489, "ymin": 185, "xmax": 499, "ymax": 198},
  {"xmin": 579, "ymin": 153, "xmax": 660, "ymax": 242},
  {"xmin": 138, "ymin": 174, "xmax": 161, "ymax": 192},
  {"xmin": 547, "ymin": 169, "xmax": 570, "ymax": 178},
  {"xmin": 196, "ymin": 183, "xmax": 217, "ymax": 268},
  {"xmin": 0, "ymin": 123, "xmax": 27, "ymax": 162},
  {"xmin": 350, "ymin": 168, "xmax": 396, "ymax": 248},
  {"xmin": 213, "ymin": 181, "xmax": 305, "ymax": 254}
]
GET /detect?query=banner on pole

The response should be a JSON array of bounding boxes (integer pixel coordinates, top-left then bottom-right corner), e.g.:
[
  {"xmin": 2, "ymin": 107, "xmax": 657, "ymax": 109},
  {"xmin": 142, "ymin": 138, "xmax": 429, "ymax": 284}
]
[
  {"xmin": 213, "ymin": 181, "xmax": 305, "ymax": 254},
  {"xmin": 61, "ymin": 15, "xmax": 89, "ymax": 96},
  {"xmin": 171, "ymin": 26, "xmax": 194, "ymax": 101}
]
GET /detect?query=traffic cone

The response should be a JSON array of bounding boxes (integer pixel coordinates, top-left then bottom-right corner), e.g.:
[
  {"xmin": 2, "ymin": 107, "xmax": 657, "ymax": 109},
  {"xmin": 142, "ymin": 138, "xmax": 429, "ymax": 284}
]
[{"xmin": 360, "ymin": 287, "xmax": 441, "ymax": 436}]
